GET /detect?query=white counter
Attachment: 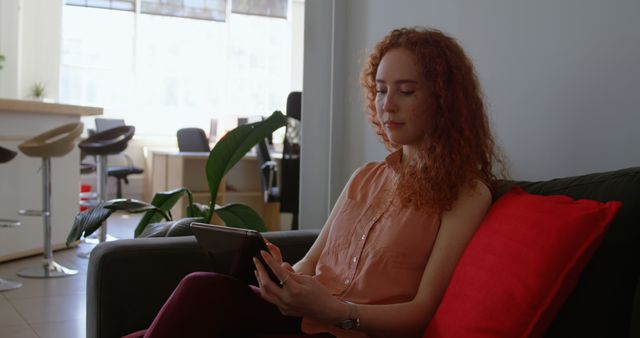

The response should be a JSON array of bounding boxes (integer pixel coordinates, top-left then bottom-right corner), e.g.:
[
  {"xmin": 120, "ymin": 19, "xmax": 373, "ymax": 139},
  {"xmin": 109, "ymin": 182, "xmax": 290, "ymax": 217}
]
[{"xmin": 0, "ymin": 99, "xmax": 102, "ymax": 261}]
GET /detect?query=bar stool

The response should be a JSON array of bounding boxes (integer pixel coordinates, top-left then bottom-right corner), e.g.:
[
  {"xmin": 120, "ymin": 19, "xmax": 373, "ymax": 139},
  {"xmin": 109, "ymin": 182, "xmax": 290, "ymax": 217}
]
[
  {"xmin": 77, "ymin": 125, "xmax": 135, "ymax": 254},
  {"xmin": 0, "ymin": 146, "xmax": 22, "ymax": 290},
  {"xmin": 17, "ymin": 122, "xmax": 84, "ymax": 278}
]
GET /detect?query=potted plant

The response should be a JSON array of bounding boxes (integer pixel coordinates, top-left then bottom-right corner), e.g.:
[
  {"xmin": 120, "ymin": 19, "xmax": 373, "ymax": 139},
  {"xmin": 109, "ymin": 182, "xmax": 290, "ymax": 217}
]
[
  {"xmin": 0, "ymin": 54, "xmax": 5, "ymax": 70},
  {"xmin": 66, "ymin": 110, "xmax": 288, "ymax": 246},
  {"xmin": 29, "ymin": 82, "xmax": 46, "ymax": 100}
]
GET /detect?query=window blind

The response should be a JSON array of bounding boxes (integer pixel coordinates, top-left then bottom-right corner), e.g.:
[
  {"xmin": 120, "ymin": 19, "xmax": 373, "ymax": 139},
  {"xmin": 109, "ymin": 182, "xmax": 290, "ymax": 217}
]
[
  {"xmin": 232, "ymin": 0, "xmax": 287, "ymax": 19},
  {"xmin": 66, "ymin": 0, "xmax": 135, "ymax": 11},
  {"xmin": 141, "ymin": 0, "xmax": 227, "ymax": 22}
]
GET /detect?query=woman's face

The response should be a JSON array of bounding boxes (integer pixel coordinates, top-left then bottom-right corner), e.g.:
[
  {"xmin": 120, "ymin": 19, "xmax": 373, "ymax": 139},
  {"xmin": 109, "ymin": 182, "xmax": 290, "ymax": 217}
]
[{"xmin": 375, "ymin": 48, "xmax": 433, "ymax": 150}]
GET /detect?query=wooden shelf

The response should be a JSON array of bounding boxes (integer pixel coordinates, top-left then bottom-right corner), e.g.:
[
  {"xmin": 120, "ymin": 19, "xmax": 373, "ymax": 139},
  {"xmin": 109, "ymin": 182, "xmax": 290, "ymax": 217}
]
[
  {"xmin": 224, "ymin": 191, "xmax": 262, "ymax": 197},
  {"xmin": 191, "ymin": 191, "xmax": 262, "ymax": 198}
]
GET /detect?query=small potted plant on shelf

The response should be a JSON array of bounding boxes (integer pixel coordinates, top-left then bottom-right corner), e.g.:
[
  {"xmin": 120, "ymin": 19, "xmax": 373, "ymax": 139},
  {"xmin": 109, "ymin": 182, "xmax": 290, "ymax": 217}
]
[
  {"xmin": 0, "ymin": 54, "xmax": 5, "ymax": 70},
  {"xmin": 66, "ymin": 110, "xmax": 288, "ymax": 246},
  {"xmin": 29, "ymin": 82, "xmax": 47, "ymax": 101}
]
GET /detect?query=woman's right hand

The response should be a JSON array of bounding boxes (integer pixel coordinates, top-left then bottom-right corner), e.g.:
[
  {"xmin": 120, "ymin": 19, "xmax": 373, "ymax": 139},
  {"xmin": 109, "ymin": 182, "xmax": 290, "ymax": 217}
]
[
  {"xmin": 254, "ymin": 243, "xmax": 346, "ymax": 322},
  {"xmin": 264, "ymin": 241, "xmax": 295, "ymax": 274}
]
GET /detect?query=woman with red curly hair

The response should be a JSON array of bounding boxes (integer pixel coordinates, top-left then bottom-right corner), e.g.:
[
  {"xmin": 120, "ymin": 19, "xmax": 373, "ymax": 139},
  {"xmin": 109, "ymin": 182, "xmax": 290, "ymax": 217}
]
[
  {"xmin": 361, "ymin": 27, "xmax": 501, "ymax": 214},
  {"xmin": 125, "ymin": 27, "xmax": 502, "ymax": 338}
]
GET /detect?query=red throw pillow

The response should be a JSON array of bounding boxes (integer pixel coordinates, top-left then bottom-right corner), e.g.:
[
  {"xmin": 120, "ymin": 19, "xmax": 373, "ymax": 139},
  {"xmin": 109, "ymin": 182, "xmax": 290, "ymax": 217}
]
[{"xmin": 424, "ymin": 187, "xmax": 622, "ymax": 338}]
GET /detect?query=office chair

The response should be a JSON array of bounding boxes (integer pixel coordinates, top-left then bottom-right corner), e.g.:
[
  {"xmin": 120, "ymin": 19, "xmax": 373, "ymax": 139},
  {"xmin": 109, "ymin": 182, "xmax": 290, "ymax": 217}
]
[
  {"xmin": 79, "ymin": 118, "xmax": 143, "ymax": 251},
  {"xmin": 78, "ymin": 125, "xmax": 137, "ymax": 253},
  {"xmin": 280, "ymin": 91, "xmax": 301, "ymax": 230},
  {"xmin": 177, "ymin": 128, "xmax": 210, "ymax": 152},
  {"xmin": 94, "ymin": 118, "xmax": 144, "ymax": 200},
  {"xmin": 256, "ymin": 138, "xmax": 280, "ymax": 231},
  {"xmin": 256, "ymin": 138, "xmax": 279, "ymax": 203}
]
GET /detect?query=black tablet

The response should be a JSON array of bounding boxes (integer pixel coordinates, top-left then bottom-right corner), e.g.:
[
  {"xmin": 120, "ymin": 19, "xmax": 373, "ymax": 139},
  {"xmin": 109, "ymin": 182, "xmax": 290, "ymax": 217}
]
[{"xmin": 190, "ymin": 222, "xmax": 281, "ymax": 286}]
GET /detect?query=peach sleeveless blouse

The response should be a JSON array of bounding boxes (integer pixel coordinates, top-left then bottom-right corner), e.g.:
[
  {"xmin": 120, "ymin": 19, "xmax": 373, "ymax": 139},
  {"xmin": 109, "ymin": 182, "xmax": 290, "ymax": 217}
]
[{"xmin": 301, "ymin": 150, "xmax": 441, "ymax": 338}]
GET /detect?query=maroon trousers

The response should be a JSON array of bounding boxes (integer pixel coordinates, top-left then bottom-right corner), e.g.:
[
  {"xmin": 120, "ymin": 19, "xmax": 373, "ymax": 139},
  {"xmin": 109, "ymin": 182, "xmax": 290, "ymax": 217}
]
[{"xmin": 122, "ymin": 272, "xmax": 333, "ymax": 338}]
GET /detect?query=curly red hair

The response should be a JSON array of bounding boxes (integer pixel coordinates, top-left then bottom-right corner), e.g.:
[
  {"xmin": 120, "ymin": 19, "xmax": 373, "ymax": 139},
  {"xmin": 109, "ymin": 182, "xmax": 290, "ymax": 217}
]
[{"xmin": 361, "ymin": 27, "xmax": 504, "ymax": 213}]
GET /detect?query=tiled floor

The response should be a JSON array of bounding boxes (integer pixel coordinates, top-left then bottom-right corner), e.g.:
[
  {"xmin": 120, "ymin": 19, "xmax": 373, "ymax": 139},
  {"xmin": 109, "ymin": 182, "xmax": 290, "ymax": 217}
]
[{"xmin": 0, "ymin": 213, "xmax": 140, "ymax": 338}]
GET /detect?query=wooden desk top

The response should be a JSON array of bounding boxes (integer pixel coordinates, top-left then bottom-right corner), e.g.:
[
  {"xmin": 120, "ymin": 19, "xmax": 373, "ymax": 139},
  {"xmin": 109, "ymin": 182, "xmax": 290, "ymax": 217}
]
[
  {"xmin": 0, "ymin": 98, "xmax": 103, "ymax": 117},
  {"xmin": 147, "ymin": 148, "xmax": 282, "ymax": 160}
]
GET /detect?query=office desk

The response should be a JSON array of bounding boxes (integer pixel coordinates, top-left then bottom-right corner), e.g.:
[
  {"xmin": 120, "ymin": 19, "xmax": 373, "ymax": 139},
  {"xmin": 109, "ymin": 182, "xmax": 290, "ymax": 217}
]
[
  {"xmin": 0, "ymin": 99, "xmax": 102, "ymax": 261},
  {"xmin": 144, "ymin": 149, "xmax": 281, "ymax": 231}
]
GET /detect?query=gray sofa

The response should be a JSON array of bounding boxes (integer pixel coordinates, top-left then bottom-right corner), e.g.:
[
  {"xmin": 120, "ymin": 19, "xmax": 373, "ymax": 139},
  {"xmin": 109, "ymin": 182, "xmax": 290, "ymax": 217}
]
[{"xmin": 87, "ymin": 168, "xmax": 640, "ymax": 338}]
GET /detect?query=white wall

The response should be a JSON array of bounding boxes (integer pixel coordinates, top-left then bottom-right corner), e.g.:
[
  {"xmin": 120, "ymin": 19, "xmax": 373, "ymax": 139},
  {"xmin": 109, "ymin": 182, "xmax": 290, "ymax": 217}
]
[
  {"xmin": 0, "ymin": 0, "xmax": 21, "ymax": 98},
  {"xmin": 299, "ymin": 0, "xmax": 335, "ymax": 228},
  {"xmin": 300, "ymin": 0, "xmax": 640, "ymax": 229},
  {"xmin": 0, "ymin": 0, "xmax": 63, "ymax": 100},
  {"xmin": 290, "ymin": 0, "xmax": 305, "ymax": 91}
]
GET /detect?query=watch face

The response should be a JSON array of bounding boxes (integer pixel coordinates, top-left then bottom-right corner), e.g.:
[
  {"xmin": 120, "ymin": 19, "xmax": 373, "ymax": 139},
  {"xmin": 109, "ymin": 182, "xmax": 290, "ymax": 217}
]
[{"xmin": 338, "ymin": 319, "xmax": 356, "ymax": 330}]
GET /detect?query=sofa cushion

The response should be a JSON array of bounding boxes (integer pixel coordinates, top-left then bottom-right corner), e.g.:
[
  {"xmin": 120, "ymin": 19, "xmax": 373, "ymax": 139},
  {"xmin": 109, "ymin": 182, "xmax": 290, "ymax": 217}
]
[
  {"xmin": 509, "ymin": 168, "xmax": 640, "ymax": 337},
  {"xmin": 425, "ymin": 186, "xmax": 622, "ymax": 338},
  {"xmin": 495, "ymin": 167, "xmax": 640, "ymax": 338}
]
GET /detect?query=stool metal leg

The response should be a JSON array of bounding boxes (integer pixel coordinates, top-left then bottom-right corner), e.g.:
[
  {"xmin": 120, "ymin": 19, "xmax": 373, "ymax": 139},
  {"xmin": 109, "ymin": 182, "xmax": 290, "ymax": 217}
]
[
  {"xmin": 78, "ymin": 154, "xmax": 116, "ymax": 258},
  {"xmin": 0, "ymin": 219, "xmax": 21, "ymax": 227},
  {"xmin": 1, "ymin": 220, "xmax": 23, "ymax": 290},
  {"xmin": 0, "ymin": 278, "xmax": 22, "ymax": 291},
  {"xmin": 18, "ymin": 158, "xmax": 78, "ymax": 278},
  {"xmin": 97, "ymin": 154, "xmax": 108, "ymax": 243}
]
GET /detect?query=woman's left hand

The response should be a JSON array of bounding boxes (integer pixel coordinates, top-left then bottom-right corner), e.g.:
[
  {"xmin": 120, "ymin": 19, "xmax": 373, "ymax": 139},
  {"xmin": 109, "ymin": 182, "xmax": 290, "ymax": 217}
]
[{"xmin": 253, "ymin": 245, "xmax": 343, "ymax": 322}]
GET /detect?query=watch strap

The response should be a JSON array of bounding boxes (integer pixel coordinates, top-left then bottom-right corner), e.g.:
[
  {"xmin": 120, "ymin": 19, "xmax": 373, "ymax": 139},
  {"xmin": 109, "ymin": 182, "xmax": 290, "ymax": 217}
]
[{"xmin": 337, "ymin": 300, "xmax": 360, "ymax": 329}]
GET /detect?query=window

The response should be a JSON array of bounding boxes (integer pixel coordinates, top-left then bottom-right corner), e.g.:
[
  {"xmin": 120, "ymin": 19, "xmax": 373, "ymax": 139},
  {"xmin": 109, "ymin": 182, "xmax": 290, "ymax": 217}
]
[
  {"xmin": 232, "ymin": 0, "xmax": 288, "ymax": 19},
  {"xmin": 60, "ymin": 0, "xmax": 301, "ymax": 138},
  {"xmin": 66, "ymin": 0, "xmax": 135, "ymax": 11},
  {"xmin": 141, "ymin": 0, "xmax": 227, "ymax": 21}
]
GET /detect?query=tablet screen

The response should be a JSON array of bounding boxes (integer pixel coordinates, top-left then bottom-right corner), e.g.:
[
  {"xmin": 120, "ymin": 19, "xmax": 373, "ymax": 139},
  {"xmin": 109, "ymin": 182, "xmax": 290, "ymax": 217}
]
[{"xmin": 190, "ymin": 222, "xmax": 280, "ymax": 286}]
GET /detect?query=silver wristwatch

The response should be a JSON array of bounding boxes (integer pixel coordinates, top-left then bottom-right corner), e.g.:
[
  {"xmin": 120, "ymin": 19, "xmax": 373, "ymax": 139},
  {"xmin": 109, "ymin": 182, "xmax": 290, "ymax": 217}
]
[
  {"xmin": 337, "ymin": 318, "xmax": 360, "ymax": 330},
  {"xmin": 336, "ymin": 300, "xmax": 360, "ymax": 330}
]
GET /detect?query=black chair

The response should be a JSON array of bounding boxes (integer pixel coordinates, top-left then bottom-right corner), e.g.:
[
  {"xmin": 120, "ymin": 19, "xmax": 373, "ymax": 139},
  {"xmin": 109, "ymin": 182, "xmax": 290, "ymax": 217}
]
[
  {"xmin": 177, "ymin": 128, "xmax": 210, "ymax": 152},
  {"xmin": 108, "ymin": 159, "xmax": 144, "ymax": 199},
  {"xmin": 0, "ymin": 146, "xmax": 17, "ymax": 163},
  {"xmin": 256, "ymin": 138, "xmax": 281, "ymax": 231},
  {"xmin": 0, "ymin": 146, "xmax": 21, "ymax": 228},
  {"xmin": 256, "ymin": 138, "xmax": 279, "ymax": 203},
  {"xmin": 280, "ymin": 91, "xmax": 301, "ymax": 229},
  {"xmin": 78, "ymin": 125, "xmax": 136, "ymax": 251},
  {"xmin": 94, "ymin": 119, "xmax": 144, "ymax": 200}
]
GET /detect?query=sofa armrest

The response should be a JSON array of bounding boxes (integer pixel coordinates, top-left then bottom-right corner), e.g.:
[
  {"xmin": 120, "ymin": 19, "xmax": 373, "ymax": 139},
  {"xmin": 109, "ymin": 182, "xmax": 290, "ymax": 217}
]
[{"xmin": 87, "ymin": 230, "xmax": 320, "ymax": 338}]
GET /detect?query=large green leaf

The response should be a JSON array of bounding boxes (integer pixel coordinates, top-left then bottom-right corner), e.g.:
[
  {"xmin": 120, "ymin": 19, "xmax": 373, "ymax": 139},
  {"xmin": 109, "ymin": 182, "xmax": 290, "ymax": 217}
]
[
  {"xmin": 103, "ymin": 198, "xmax": 170, "ymax": 216},
  {"xmin": 205, "ymin": 111, "xmax": 287, "ymax": 222},
  {"xmin": 137, "ymin": 217, "xmax": 204, "ymax": 238},
  {"xmin": 134, "ymin": 188, "xmax": 192, "ymax": 237},
  {"xmin": 66, "ymin": 203, "xmax": 114, "ymax": 246},
  {"xmin": 67, "ymin": 199, "xmax": 171, "ymax": 246},
  {"xmin": 215, "ymin": 203, "xmax": 267, "ymax": 232},
  {"xmin": 186, "ymin": 202, "xmax": 210, "ymax": 219}
]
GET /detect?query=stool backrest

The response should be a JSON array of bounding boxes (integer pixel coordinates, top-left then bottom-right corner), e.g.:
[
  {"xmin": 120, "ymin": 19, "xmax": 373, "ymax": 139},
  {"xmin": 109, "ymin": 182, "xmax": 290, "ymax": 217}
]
[
  {"xmin": 79, "ymin": 125, "xmax": 135, "ymax": 156},
  {"xmin": 19, "ymin": 122, "xmax": 84, "ymax": 158},
  {"xmin": 0, "ymin": 146, "xmax": 17, "ymax": 164}
]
